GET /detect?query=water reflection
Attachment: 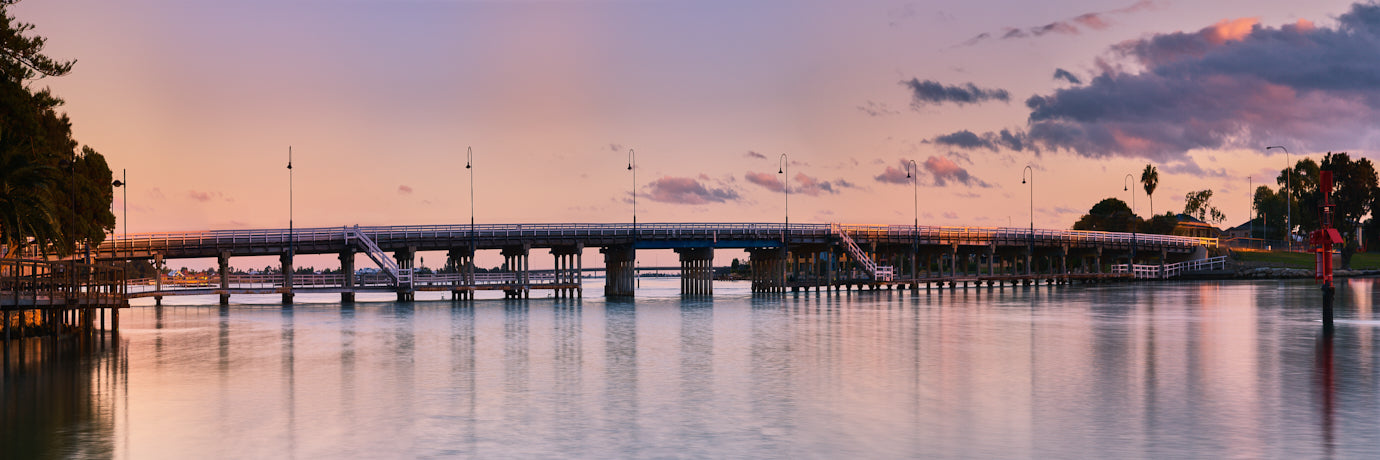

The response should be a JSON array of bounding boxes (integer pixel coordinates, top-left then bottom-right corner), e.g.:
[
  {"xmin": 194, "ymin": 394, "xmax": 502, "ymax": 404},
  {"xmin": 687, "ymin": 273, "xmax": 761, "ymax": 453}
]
[{"xmin": 10, "ymin": 279, "xmax": 1380, "ymax": 457}]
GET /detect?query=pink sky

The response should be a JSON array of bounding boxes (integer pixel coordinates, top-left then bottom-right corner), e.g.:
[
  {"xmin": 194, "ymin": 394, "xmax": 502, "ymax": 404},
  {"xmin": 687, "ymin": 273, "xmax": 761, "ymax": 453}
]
[{"xmin": 12, "ymin": 0, "xmax": 1376, "ymax": 269}]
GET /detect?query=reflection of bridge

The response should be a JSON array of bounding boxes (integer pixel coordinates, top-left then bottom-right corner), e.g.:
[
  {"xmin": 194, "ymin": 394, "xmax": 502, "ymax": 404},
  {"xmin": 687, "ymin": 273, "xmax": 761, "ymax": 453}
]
[{"xmin": 93, "ymin": 222, "xmax": 1217, "ymax": 304}]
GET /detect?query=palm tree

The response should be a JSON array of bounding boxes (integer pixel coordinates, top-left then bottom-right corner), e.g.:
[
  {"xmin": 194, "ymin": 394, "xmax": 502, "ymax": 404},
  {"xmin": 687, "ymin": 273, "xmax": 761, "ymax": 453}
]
[
  {"xmin": 1141, "ymin": 164, "xmax": 1159, "ymax": 216},
  {"xmin": 0, "ymin": 143, "xmax": 60, "ymax": 256}
]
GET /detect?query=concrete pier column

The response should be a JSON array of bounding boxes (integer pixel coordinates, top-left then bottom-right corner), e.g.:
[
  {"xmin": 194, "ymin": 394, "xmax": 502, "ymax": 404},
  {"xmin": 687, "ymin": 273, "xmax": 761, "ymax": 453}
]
[
  {"xmin": 394, "ymin": 246, "xmax": 415, "ymax": 302},
  {"xmin": 1094, "ymin": 246, "xmax": 1103, "ymax": 274},
  {"xmin": 552, "ymin": 244, "xmax": 582, "ymax": 299},
  {"xmin": 675, "ymin": 247, "xmax": 713, "ymax": 296},
  {"xmin": 340, "ymin": 250, "xmax": 356, "ymax": 303},
  {"xmin": 502, "ymin": 244, "xmax": 530, "ymax": 299},
  {"xmin": 218, "ymin": 251, "xmax": 231, "ymax": 306},
  {"xmin": 280, "ymin": 252, "xmax": 295, "ymax": 305},
  {"xmin": 949, "ymin": 245, "xmax": 958, "ymax": 279},
  {"xmin": 446, "ymin": 247, "xmax": 474, "ymax": 300},
  {"xmin": 602, "ymin": 245, "xmax": 635, "ymax": 297},
  {"xmin": 748, "ymin": 247, "xmax": 787, "ymax": 293}
]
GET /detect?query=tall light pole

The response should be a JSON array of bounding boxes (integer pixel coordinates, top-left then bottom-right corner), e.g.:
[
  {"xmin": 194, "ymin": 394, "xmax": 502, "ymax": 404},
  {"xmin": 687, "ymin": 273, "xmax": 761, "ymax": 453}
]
[
  {"xmin": 1123, "ymin": 173, "xmax": 1135, "ymax": 215},
  {"xmin": 627, "ymin": 148, "xmax": 636, "ymax": 239},
  {"xmin": 1267, "ymin": 145, "xmax": 1290, "ymax": 249},
  {"xmin": 1022, "ymin": 166, "xmax": 1034, "ymax": 275},
  {"xmin": 1248, "ymin": 176, "xmax": 1253, "ymax": 241},
  {"xmin": 907, "ymin": 159, "xmax": 918, "ymax": 279},
  {"xmin": 466, "ymin": 146, "xmax": 474, "ymax": 248},
  {"xmin": 287, "ymin": 146, "xmax": 294, "ymax": 272},
  {"xmin": 779, "ymin": 153, "xmax": 789, "ymax": 242},
  {"xmin": 112, "ymin": 169, "xmax": 126, "ymax": 265}
]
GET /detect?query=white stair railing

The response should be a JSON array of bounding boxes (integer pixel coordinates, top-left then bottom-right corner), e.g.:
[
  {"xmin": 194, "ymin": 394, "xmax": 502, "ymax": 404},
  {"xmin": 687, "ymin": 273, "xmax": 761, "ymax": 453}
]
[
  {"xmin": 346, "ymin": 225, "xmax": 412, "ymax": 288},
  {"xmin": 831, "ymin": 224, "xmax": 894, "ymax": 281}
]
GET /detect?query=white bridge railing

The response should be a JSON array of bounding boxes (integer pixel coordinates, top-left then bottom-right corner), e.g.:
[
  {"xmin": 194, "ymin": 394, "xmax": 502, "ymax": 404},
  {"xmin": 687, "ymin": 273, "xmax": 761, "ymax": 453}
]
[{"xmin": 1111, "ymin": 256, "xmax": 1229, "ymax": 280}]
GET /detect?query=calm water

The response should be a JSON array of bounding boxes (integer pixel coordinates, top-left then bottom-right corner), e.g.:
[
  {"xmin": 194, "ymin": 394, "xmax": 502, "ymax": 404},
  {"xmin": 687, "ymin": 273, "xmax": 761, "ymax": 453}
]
[{"xmin": 5, "ymin": 277, "xmax": 1380, "ymax": 458}]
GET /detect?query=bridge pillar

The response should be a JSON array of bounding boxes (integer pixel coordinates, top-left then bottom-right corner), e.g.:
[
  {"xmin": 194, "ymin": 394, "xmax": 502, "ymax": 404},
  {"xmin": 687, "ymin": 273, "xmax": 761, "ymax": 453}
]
[
  {"xmin": 448, "ymin": 247, "xmax": 475, "ymax": 301},
  {"xmin": 602, "ymin": 245, "xmax": 635, "ymax": 297},
  {"xmin": 153, "ymin": 254, "xmax": 164, "ymax": 306},
  {"xmin": 218, "ymin": 251, "xmax": 231, "ymax": 306},
  {"xmin": 949, "ymin": 244, "xmax": 958, "ymax": 279},
  {"xmin": 502, "ymin": 244, "xmax": 531, "ymax": 299},
  {"xmin": 675, "ymin": 247, "xmax": 713, "ymax": 296},
  {"xmin": 340, "ymin": 251, "xmax": 355, "ymax": 303},
  {"xmin": 394, "ymin": 246, "xmax": 415, "ymax": 302},
  {"xmin": 987, "ymin": 244, "xmax": 997, "ymax": 277},
  {"xmin": 749, "ymin": 247, "xmax": 787, "ymax": 293},
  {"xmin": 280, "ymin": 252, "xmax": 295, "ymax": 305},
  {"xmin": 1094, "ymin": 247, "xmax": 1103, "ymax": 274},
  {"xmin": 552, "ymin": 244, "xmax": 583, "ymax": 299}
]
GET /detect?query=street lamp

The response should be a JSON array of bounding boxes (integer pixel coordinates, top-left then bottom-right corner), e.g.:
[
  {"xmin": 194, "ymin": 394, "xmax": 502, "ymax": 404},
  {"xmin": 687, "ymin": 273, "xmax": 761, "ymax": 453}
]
[
  {"xmin": 778, "ymin": 153, "xmax": 789, "ymax": 242},
  {"xmin": 287, "ymin": 146, "xmax": 294, "ymax": 271},
  {"xmin": 1123, "ymin": 173, "xmax": 1135, "ymax": 215},
  {"xmin": 1266, "ymin": 145, "xmax": 1290, "ymax": 249},
  {"xmin": 466, "ymin": 146, "xmax": 474, "ymax": 248},
  {"xmin": 907, "ymin": 159, "xmax": 918, "ymax": 279},
  {"xmin": 1022, "ymin": 165, "xmax": 1033, "ymax": 237},
  {"xmin": 112, "ymin": 169, "xmax": 126, "ymax": 265},
  {"xmin": 627, "ymin": 148, "xmax": 636, "ymax": 239}
]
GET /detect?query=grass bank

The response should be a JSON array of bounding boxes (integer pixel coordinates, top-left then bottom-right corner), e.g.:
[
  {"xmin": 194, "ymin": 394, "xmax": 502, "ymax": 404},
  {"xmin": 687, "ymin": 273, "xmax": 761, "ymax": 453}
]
[{"xmin": 1234, "ymin": 250, "xmax": 1380, "ymax": 270}]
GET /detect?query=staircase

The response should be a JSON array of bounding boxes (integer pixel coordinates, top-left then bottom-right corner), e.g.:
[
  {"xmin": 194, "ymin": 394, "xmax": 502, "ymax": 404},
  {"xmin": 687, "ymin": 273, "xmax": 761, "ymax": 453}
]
[
  {"xmin": 345, "ymin": 226, "xmax": 412, "ymax": 288},
  {"xmin": 831, "ymin": 224, "xmax": 894, "ymax": 281}
]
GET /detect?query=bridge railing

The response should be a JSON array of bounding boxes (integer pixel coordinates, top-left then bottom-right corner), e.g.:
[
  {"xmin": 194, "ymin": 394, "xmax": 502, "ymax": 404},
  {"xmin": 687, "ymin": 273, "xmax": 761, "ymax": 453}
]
[
  {"xmin": 98, "ymin": 222, "xmax": 1218, "ymax": 258},
  {"xmin": 1, "ymin": 258, "xmax": 127, "ymax": 307}
]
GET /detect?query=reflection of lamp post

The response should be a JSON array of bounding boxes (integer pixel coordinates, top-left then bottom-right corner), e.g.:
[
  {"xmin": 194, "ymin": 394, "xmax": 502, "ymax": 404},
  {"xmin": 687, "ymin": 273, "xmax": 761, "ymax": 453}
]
[
  {"xmin": 627, "ymin": 148, "xmax": 636, "ymax": 239},
  {"xmin": 1267, "ymin": 145, "xmax": 1290, "ymax": 249},
  {"xmin": 778, "ymin": 153, "xmax": 788, "ymax": 242}
]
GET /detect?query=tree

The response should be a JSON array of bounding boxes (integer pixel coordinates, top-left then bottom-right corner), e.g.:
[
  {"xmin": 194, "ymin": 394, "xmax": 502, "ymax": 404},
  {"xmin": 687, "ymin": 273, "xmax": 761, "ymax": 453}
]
[
  {"xmin": 1073, "ymin": 198, "xmax": 1140, "ymax": 232},
  {"xmin": 1141, "ymin": 164, "xmax": 1158, "ymax": 216},
  {"xmin": 1279, "ymin": 158, "xmax": 1320, "ymax": 237},
  {"xmin": 1140, "ymin": 212, "xmax": 1178, "ymax": 235},
  {"xmin": 1320, "ymin": 152, "xmax": 1377, "ymax": 268},
  {"xmin": 1183, "ymin": 189, "xmax": 1225, "ymax": 225},
  {"xmin": 1252, "ymin": 185, "xmax": 1287, "ymax": 240},
  {"xmin": 0, "ymin": 2, "xmax": 112, "ymax": 257}
]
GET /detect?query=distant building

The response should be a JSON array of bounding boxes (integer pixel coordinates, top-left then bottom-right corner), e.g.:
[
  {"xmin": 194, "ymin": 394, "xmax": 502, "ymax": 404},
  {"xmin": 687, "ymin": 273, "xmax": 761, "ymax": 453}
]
[
  {"xmin": 1222, "ymin": 218, "xmax": 1265, "ymax": 240},
  {"xmin": 1172, "ymin": 214, "xmax": 1221, "ymax": 239}
]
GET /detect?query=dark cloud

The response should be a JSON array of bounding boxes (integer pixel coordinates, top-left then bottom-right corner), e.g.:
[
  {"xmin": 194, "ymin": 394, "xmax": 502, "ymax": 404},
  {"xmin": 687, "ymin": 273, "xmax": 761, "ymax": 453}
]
[
  {"xmin": 1016, "ymin": 4, "xmax": 1380, "ymax": 168},
  {"xmin": 901, "ymin": 79, "xmax": 1010, "ymax": 108},
  {"xmin": 962, "ymin": 0, "xmax": 1158, "ymax": 46},
  {"xmin": 931, "ymin": 129, "xmax": 1031, "ymax": 152},
  {"xmin": 609, "ymin": 143, "xmax": 624, "ymax": 152},
  {"xmin": 188, "ymin": 190, "xmax": 229, "ymax": 202},
  {"xmin": 397, "ymin": 185, "xmax": 413, "ymax": 195},
  {"xmin": 925, "ymin": 156, "xmax": 991, "ymax": 188},
  {"xmin": 793, "ymin": 173, "xmax": 851, "ymax": 196},
  {"xmin": 857, "ymin": 101, "xmax": 900, "ymax": 117},
  {"xmin": 645, "ymin": 176, "xmax": 741, "ymax": 205},
  {"xmin": 744, "ymin": 151, "xmax": 767, "ymax": 160},
  {"xmin": 947, "ymin": 151, "xmax": 973, "ymax": 165},
  {"xmin": 1053, "ymin": 68, "xmax": 1082, "ymax": 84}
]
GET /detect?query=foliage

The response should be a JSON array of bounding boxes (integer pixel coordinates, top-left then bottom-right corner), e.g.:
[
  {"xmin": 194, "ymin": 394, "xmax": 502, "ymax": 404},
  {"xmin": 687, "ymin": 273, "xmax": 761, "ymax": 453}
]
[
  {"xmin": 1141, "ymin": 164, "xmax": 1158, "ymax": 216},
  {"xmin": 1140, "ymin": 212, "xmax": 1179, "ymax": 235},
  {"xmin": 1183, "ymin": 189, "xmax": 1225, "ymax": 225},
  {"xmin": 1073, "ymin": 198, "xmax": 1139, "ymax": 232},
  {"xmin": 1252, "ymin": 186, "xmax": 1288, "ymax": 240},
  {"xmin": 0, "ymin": 2, "xmax": 112, "ymax": 256}
]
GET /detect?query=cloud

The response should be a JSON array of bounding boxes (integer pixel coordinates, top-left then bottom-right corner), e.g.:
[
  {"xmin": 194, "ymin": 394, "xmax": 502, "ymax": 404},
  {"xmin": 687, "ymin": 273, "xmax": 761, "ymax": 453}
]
[
  {"xmin": 1014, "ymin": 4, "xmax": 1380, "ymax": 168},
  {"xmin": 645, "ymin": 176, "xmax": 741, "ymax": 205},
  {"xmin": 397, "ymin": 185, "xmax": 413, "ymax": 195},
  {"xmin": 900, "ymin": 78, "xmax": 1010, "ymax": 108},
  {"xmin": 1053, "ymin": 68, "xmax": 1082, "ymax": 84},
  {"xmin": 744, "ymin": 151, "xmax": 767, "ymax": 160},
  {"xmin": 930, "ymin": 129, "xmax": 1031, "ymax": 152},
  {"xmin": 857, "ymin": 101, "xmax": 900, "ymax": 117},
  {"xmin": 947, "ymin": 151, "xmax": 973, "ymax": 165},
  {"xmin": 924, "ymin": 156, "xmax": 991, "ymax": 188},
  {"xmin": 609, "ymin": 143, "xmax": 624, "ymax": 152},
  {"xmin": 793, "ymin": 172, "xmax": 851, "ymax": 196},
  {"xmin": 962, "ymin": 0, "xmax": 1159, "ymax": 46},
  {"xmin": 187, "ymin": 190, "xmax": 231, "ymax": 202},
  {"xmin": 943, "ymin": 211, "xmax": 959, "ymax": 219},
  {"xmin": 745, "ymin": 171, "xmax": 785, "ymax": 193},
  {"xmin": 874, "ymin": 159, "xmax": 913, "ymax": 184}
]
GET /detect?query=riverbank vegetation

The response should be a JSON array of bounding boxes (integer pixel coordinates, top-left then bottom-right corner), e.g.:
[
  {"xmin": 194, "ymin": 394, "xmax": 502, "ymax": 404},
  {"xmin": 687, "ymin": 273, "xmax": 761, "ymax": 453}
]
[{"xmin": 0, "ymin": 1, "xmax": 114, "ymax": 257}]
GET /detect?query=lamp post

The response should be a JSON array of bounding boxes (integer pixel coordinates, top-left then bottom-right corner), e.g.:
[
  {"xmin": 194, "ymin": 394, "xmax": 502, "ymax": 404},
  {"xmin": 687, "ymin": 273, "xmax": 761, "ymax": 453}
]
[
  {"xmin": 112, "ymin": 169, "xmax": 126, "ymax": 269},
  {"xmin": 1248, "ymin": 176, "xmax": 1253, "ymax": 242},
  {"xmin": 466, "ymin": 147, "xmax": 474, "ymax": 248},
  {"xmin": 1022, "ymin": 166, "xmax": 1033, "ymax": 274},
  {"xmin": 779, "ymin": 153, "xmax": 789, "ymax": 242},
  {"xmin": 1123, "ymin": 173, "xmax": 1135, "ymax": 215},
  {"xmin": 627, "ymin": 148, "xmax": 636, "ymax": 240},
  {"xmin": 1267, "ymin": 145, "xmax": 1290, "ymax": 249},
  {"xmin": 287, "ymin": 146, "xmax": 294, "ymax": 274},
  {"xmin": 907, "ymin": 159, "xmax": 918, "ymax": 280}
]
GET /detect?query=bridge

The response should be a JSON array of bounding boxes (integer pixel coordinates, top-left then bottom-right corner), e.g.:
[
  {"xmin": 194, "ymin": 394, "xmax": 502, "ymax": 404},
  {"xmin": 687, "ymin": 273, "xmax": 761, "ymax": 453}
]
[{"xmin": 91, "ymin": 222, "xmax": 1217, "ymax": 304}]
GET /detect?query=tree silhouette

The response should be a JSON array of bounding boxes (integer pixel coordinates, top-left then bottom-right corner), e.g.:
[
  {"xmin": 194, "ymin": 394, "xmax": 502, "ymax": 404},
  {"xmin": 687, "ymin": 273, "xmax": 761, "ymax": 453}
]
[{"xmin": 1141, "ymin": 164, "xmax": 1158, "ymax": 216}]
